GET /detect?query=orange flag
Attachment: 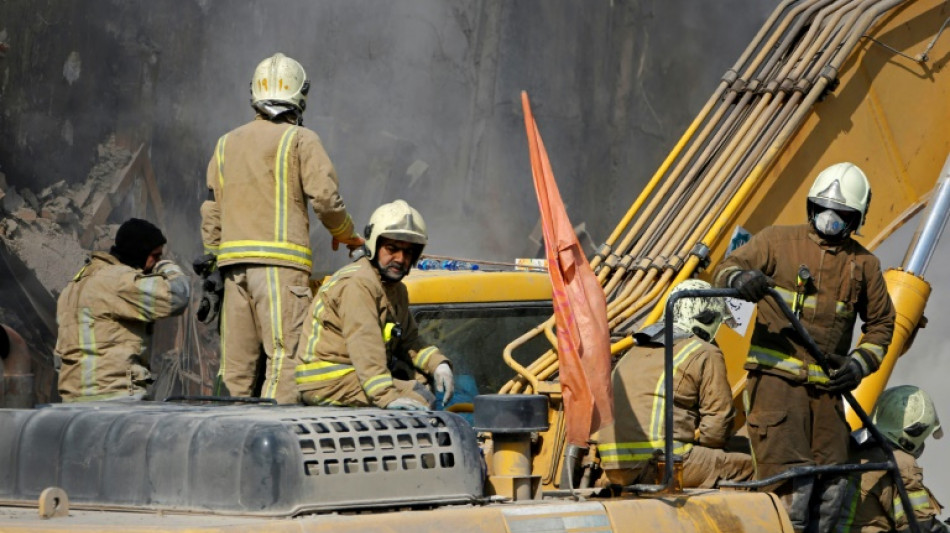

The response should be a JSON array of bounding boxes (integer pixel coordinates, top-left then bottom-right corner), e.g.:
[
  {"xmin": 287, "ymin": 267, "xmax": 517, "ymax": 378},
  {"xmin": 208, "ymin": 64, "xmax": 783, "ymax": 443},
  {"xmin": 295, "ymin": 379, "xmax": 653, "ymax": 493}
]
[{"xmin": 521, "ymin": 92, "xmax": 613, "ymax": 446}]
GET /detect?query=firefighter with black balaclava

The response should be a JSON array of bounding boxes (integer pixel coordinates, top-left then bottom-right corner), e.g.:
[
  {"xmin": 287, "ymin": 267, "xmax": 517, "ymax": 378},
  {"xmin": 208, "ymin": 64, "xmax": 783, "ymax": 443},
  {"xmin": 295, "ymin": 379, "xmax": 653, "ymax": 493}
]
[
  {"xmin": 713, "ymin": 162, "xmax": 896, "ymax": 532},
  {"xmin": 294, "ymin": 200, "xmax": 454, "ymax": 410},
  {"xmin": 598, "ymin": 279, "xmax": 754, "ymax": 489},
  {"xmin": 200, "ymin": 53, "xmax": 364, "ymax": 404},
  {"xmin": 57, "ymin": 218, "xmax": 190, "ymax": 402}
]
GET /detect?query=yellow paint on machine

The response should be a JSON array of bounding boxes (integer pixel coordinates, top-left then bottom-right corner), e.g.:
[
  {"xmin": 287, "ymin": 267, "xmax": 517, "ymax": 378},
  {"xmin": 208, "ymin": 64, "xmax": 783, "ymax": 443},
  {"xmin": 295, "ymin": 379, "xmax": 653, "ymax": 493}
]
[{"xmin": 0, "ymin": 490, "xmax": 790, "ymax": 532}]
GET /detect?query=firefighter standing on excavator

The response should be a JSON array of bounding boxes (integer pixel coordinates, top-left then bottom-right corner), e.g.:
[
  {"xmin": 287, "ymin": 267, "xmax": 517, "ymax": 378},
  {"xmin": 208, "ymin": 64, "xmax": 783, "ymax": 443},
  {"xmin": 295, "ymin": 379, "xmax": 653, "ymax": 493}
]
[
  {"xmin": 713, "ymin": 162, "xmax": 896, "ymax": 532},
  {"xmin": 597, "ymin": 279, "xmax": 754, "ymax": 489},
  {"xmin": 200, "ymin": 53, "xmax": 364, "ymax": 404},
  {"xmin": 837, "ymin": 385, "xmax": 948, "ymax": 533},
  {"xmin": 56, "ymin": 218, "xmax": 190, "ymax": 402},
  {"xmin": 294, "ymin": 200, "xmax": 454, "ymax": 410}
]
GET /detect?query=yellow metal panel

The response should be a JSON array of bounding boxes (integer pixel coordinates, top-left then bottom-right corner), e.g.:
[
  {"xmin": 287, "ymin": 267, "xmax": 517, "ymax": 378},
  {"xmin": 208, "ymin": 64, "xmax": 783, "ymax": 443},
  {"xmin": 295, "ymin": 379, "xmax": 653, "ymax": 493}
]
[
  {"xmin": 404, "ymin": 270, "xmax": 553, "ymax": 305},
  {"xmin": 602, "ymin": 490, "xmax": 793, "ymax": 533},
  {"xmin": 708, "ymin": 0, "xmax": 950, "ymax": 264}
]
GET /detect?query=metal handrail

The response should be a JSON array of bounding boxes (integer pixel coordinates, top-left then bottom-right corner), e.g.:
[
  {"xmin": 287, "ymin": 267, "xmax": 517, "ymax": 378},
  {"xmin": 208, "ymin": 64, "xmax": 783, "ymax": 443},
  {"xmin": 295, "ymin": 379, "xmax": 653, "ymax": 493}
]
[{"xmin": 162, "ymin": 395, "xmax": 278, "ymax": 405}]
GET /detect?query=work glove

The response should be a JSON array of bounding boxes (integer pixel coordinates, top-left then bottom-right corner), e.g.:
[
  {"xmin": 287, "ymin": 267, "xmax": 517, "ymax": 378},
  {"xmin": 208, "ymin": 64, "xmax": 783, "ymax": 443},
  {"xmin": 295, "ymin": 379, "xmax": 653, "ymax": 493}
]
[
  {"xmin": 730, "ymin": 269, "xmax": 775, "ymax": 302},
  {"xmin": 332, "ymin": 234, "xmax": 366, "ymax": 252},
  {"xmin": 386, "ymin": 397, "xmax": 428, "ymax": 411},
  {"xmin": 153, "ymin": 260, "xmax": 182, "ymax": 276},
  {"xmin": 434, "ymin": 362, "xmax": 454, "ymax": 404},
  {"xmin": 192, "ymin": 253, "xmax": 217, "ymax": 277},
  {"xmin": 827, "ymin": 357, "xmax": 864, "ymax": 393},
  {"xmin": 196, "ymin": 269, "xmax": 224, "ymax": 324}
]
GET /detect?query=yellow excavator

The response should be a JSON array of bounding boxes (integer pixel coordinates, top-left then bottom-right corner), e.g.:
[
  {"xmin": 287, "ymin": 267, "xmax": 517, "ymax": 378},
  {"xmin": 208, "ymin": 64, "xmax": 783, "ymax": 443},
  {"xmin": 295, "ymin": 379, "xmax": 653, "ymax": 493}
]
[{"xmin": 1, "ymin": 1, "xmax": 948, "ymax": 531}]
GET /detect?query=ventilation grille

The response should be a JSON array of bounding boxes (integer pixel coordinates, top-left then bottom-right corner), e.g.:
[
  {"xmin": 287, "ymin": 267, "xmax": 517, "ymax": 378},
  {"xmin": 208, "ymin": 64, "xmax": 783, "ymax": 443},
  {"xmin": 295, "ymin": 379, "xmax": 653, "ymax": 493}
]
[{"xmin": 285, "ymin": 411, "xmax": 461, "ymax": 477}]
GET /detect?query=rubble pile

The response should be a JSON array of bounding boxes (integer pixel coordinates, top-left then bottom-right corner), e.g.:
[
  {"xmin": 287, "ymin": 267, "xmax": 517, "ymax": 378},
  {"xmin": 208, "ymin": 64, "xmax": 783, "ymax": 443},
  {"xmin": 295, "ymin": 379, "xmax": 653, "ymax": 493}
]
[{"xmin": 0, "ymin": 136, "xmax": 132, "ymax": 297}]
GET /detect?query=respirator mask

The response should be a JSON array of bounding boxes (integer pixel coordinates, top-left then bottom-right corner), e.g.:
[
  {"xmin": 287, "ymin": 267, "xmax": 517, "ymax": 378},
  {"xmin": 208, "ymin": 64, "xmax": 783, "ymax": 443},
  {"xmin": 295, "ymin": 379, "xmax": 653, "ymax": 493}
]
[{"xmin": 813, "ymin": 209, "xmax": 848, "ymax": 238}]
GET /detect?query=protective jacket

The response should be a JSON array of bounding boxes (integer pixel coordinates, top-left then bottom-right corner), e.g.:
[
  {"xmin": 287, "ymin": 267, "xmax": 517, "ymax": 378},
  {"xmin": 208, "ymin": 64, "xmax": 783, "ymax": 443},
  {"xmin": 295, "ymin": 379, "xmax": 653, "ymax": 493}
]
[
  {"xmin": 56, "ymin": 252, "xmax": 190, "ymax": 401},
  {"xmin": 598, "ymin": 332, "xmax": 737, "ymax": 473},
  {"xmin": 713, "ymin": 224, "xmax": 895, "ymax": 385},
  {"xmin": 294, "ymin": 257, "xmax": 449, "ymax": 407},
  {"xmin": 200, "ymin": 116, "xmax": 356, "ymax": 272},
  {"xmin": 838, "ymin": 442, "xmax": 947, "ymax": 533}
]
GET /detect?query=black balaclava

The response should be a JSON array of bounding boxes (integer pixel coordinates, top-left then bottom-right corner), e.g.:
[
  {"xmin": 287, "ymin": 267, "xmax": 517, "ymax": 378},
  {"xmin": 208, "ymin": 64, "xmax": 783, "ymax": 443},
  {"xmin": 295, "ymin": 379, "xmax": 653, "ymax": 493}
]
[{"xmin": 110, "ymin": 218, "xmax": 167, "ymax": 270}]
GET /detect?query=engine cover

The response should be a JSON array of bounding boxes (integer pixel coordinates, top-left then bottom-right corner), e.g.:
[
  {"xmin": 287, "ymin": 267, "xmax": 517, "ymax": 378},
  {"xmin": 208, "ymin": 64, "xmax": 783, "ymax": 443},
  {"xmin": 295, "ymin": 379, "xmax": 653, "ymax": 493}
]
[{"xmin": 0, "ymin": 403, "xmax": 484, "ymax": 516}]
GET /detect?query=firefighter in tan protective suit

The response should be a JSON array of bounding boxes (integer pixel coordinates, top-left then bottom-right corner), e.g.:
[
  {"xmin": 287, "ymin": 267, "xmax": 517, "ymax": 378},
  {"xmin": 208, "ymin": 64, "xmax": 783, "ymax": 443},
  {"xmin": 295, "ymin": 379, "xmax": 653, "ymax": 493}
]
[
  {"xmin": 837, "ymin": 385, "xmax": 947, "ymax": 533},
  {"xmin": 597, "ymin": 279, "xmax": 754, "ymax": 488},
  {"xmin": 295, "ymin": 200, "xmax": 454, "ymax": 410},
  {"xmin": 56, "ymin": 218, "xmax": 190, "ymax": 402},
  {"xmin": 713, "ymin": 162, "xmax": 896, "ymax": 532},
  {"xmin": 200, "ymin": 53, "xmax": 364, "ymax": 404}
]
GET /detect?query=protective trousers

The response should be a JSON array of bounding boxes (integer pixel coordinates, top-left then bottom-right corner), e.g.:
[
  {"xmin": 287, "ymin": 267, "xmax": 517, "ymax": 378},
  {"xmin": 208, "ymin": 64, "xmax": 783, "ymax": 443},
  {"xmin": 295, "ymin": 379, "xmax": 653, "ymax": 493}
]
[
  {"xmin": 746, "ymin": 372, "xmax": 849, "ymax": 532},
  {"xmin": 299, "ymin": 369, "xmax": 435, "ymax": 408},
  {"xmin": 602, "ymin": 446, "xmax": 753, "ymax": 489},
  {"xmin": 218, "ymin": 264, "xmax": 311, "ymax": 404}
]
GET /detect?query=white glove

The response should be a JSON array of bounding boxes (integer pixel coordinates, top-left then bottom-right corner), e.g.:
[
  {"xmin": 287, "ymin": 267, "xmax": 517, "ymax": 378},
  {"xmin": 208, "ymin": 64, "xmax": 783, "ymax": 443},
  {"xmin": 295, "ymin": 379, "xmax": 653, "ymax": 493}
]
[
  {"xmin": 434, "ymin": 362, "xmax": 454, "ymax": 404},
  {"xmin": 386, "ymin": 397, "xmax": 428, "ymax": 411},
  {"xmin": 153, "ymin": 260, "xmax": 182, "ymax": 276}
]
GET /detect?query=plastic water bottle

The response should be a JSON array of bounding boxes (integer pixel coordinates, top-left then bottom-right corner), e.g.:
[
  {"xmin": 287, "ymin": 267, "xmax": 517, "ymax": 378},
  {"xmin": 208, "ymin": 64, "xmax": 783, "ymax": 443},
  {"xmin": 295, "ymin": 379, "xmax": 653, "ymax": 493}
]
[
  {"xmin": 416, "ymin": 258, "xmax": 440, "ymax": 271},
  {"xmin": 443, "ymin": 260, "xmax": 478, "ymax": 271}
]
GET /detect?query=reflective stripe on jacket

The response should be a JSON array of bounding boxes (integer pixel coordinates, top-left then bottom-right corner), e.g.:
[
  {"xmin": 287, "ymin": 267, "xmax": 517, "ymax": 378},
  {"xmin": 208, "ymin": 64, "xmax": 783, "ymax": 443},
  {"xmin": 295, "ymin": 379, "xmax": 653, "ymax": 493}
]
[
  {"xmin": 294, "ymin": 257, "xmax": 449, "ymax": 407},
  {"xmin": 597, "ymin": 336, "xmax": 735, "ymax": 470},
  {"xmin": 55, "ymin": 252, "xmax": 190, "ymax": 401},
  {"xmin": 713, "ymin": 224, "xmax": 894, "ymax": 383},
  {"xmin": 837, "ymin": 446, "xmax": 944, "ymax": 533},
  {"xmin": 200, "ymin": 117, "xmax": 356, "ymax": 271}
]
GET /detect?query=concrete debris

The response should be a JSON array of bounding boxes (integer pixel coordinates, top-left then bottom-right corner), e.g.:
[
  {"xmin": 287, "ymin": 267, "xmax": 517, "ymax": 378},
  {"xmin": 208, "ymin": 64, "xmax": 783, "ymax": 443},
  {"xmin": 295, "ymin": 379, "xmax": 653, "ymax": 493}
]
[
  {"xmin": 12, "ymin": 207, "xmax": 36, "ymax": 223},
  {"xmin": 20, "ymin": 188, "xmax": 39, "ymax": 212},
  {"xmin": 0, "ymin": 136, "xmax": 134, "ymax": 297},
  {"xmin": 1, "ymin": 188, "xmax": 24, "ymax": 214}
]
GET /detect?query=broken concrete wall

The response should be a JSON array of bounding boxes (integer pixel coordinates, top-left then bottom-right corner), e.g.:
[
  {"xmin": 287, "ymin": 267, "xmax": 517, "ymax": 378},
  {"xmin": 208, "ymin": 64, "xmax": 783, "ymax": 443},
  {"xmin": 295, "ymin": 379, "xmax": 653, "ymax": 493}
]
[{"xmin": 0, "ymin": 0, "xmax": 777, "ymax": 270}]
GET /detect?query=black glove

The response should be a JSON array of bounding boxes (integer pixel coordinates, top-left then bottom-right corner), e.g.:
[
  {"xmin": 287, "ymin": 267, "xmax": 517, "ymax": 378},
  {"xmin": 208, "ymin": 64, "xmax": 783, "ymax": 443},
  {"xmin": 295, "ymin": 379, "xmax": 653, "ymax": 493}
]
[
  {"xmin": 730, "ymin": 269, "xmax": 775, "ymax": 302},
  {"xmin": 193, "ymin": 253, "xmax": 217, "ymax": 277},
  {"xmin": 195, "ymin": 267, "xmax": 224, "ymax": 325},
  {"xmin": 827, "ymin": 357, "xmax": 863, "ymax": 393}
]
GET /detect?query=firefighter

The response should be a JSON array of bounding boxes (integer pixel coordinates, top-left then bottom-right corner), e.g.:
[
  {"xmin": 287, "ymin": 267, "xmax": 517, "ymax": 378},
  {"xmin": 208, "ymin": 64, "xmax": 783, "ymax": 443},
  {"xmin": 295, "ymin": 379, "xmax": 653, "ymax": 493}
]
[
  {"xmin": 713, "ymin": 162, "xmax": 896, "ymax": 532},
  {"xmin": 56, "ymin": 218, "xmax": 190, "ymax": 402},
  {"xmin": 597, "ymin": 279, "xmax": 754, "ymax": 488},
  {"xmin": 837, "ymin": 385, "xmax": 947, "ymax": 533},
  {"xmin": 200, "ymin": 52, "xmax": 364, "ymax": 404},
  {"xmin": 294, "ymin": 200, "xmax": 454, "ymax": 410}
]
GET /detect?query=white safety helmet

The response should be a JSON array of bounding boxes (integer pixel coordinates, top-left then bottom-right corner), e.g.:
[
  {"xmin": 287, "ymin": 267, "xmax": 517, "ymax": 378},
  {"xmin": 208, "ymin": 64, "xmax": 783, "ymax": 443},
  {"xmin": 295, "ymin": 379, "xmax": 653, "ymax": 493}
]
[
  {"xmin": 872, "ymin": 385, "xmax": 943, "ymax": 457},
  {"xmin": 807, "ymin": 162, "xmax": 871, "ymax": 235},
  {"xmin": 250, "ymin": 53, "xmax": 310, "ymax": 117},
  {"xmin": 670, "ymin": 279, "xmax": 728, "ymax": 342},
  {"xmin": 364, "ymin": 200, "xmax": 428, "ymax": 264}
]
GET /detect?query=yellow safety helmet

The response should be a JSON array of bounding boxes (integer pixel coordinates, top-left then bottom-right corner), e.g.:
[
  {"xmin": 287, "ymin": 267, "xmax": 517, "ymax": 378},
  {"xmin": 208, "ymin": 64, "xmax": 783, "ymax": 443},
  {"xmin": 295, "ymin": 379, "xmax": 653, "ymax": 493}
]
[
  {"xmin": 669, "ymin": 279, "xmax": 729, "ymax": 342},
  {"xmin": 872, "ymin": 385, "xmax": 943, "ymax": 457},
  {"xmin": 250, "ymin": 53, "xmax": 310, "ymax": 116},
  {"xmin": 364, "ymin": 200, "xmax": 428, "ymax": 263},
  {"xmin": 807, "ymin": 162, "xmax": 871, "ymax": 235}
]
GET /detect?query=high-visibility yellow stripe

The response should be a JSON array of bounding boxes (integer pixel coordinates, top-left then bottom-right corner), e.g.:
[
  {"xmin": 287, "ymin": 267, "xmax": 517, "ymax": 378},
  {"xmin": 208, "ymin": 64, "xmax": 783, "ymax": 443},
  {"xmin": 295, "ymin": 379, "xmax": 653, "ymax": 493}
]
[
  {"xmin": 413, "ymin": 346, "xmax": 438, "ymax": 370},
  {"xmin": 78, "ymin": 307, "xmax": 98, "ymax": 397},
  {"xmin": 217, "ymin": 294, "xmax": 228, "ymax": 391},
  {"xmin": 274, "ymin": 127, "xmax": 297, "ymax": 242},
  {"xmin": 649, "ymin": 339, "xmax": 702, "ymax": 440},
  {"xmin": 295, "ymin": 361, "xmax": 356, "ymax": 384},
  {"xmin": 263, "ymin": 267, "xmax": 284, "ymax": 399},
  {"xmin": 893, "ymin": 489, "xmax": 933, "ymax": 521},
  {"xmin": 299, "ymin": 264, "xmax": 362, "ymax": 364},
  {"xmin": 328, "ymin": 214, "xmax": 355, "ymax": 238},
  {"xmin": 363, "ymin": 374, "xmax": 393, "ymax": 398},
  {"xmin": 599, "ymin": 441, "xmax": 694, "ymax": 463},
  {"xmin": 218, "ymin": 240, "xmax": 313, "ymax": 268},
  {"xmin": 749, "ymin": 346, "xmax": 832, "ymax": 384},
  {"xmin": 203, "ymin": 244, "xmax": 220, "ymax": 255},
  {"xmin": 215, "ymin": 134, "xmax": 228, "ymax": 191}
]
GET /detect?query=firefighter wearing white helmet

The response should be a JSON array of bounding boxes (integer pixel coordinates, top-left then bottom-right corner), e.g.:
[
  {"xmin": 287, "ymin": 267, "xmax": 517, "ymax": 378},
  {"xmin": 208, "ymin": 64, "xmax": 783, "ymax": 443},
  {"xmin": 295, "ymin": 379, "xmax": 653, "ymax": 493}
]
[
  {"xmin": 295, "ymin": 200, "xmax": 454, "ymax": 411},
  {"xmin": 714, "ymin": 162, "xmax": 895, "ymax": 532},
  {"xmin": 200, "ymin": 52, "xmax": 364, "ymax": 404},
  {"xmin": 837, "ymin": 386, "xmax": 947, "ymax": 532},
  {"xmin": 597, "ymin": 279, "xmax": 753, "ymax": 489}
]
